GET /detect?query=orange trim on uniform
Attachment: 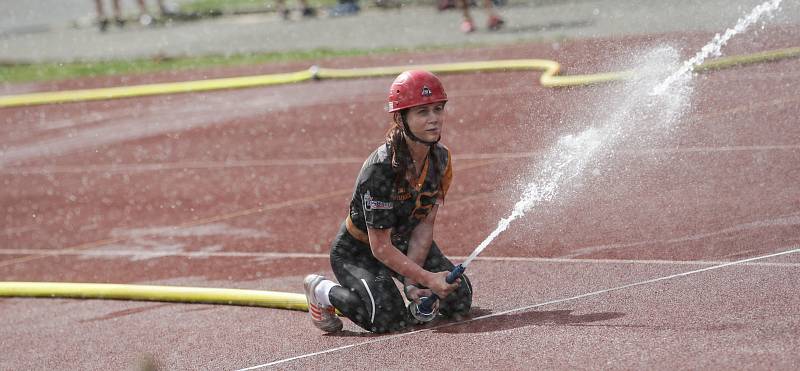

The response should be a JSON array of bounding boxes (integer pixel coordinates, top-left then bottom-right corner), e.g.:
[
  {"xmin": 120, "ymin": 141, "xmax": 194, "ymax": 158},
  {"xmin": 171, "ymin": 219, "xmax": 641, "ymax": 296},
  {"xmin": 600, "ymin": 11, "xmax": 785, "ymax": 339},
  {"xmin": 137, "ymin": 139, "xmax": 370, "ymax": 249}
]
[
  {"xmin": 414, "ymin": 155, "xmax": 429, "ymax": 191},
  {"xmin": 440, "ymin": 149, "xmax": 453, "ymax": 200},
  {"xmin": 345, "ymin": 215, "xmax": 370, "ymax": 244}
]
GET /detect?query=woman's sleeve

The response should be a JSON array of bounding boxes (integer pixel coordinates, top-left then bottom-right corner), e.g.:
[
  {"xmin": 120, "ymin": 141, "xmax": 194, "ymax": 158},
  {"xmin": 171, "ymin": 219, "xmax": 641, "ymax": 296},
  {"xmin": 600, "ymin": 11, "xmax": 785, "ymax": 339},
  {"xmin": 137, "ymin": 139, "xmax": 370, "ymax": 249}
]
[{"xmin": 360, "ymin": 164, "xmax": 396, "ymax": 229}]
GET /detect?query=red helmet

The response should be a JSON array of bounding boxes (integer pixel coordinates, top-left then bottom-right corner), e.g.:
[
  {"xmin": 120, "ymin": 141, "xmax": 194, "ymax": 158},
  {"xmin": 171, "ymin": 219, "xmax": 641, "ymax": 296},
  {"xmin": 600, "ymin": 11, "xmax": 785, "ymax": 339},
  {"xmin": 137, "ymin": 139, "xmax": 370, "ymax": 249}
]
[{"xmin": 386, "ymin": 70, "xmax": 448, "ymax": 113}]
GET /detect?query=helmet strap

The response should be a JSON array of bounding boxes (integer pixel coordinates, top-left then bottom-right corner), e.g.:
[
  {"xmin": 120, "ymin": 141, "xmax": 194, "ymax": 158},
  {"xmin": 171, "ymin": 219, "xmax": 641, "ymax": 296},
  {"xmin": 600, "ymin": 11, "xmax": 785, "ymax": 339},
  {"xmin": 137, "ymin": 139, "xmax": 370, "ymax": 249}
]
[{"xmin": 399, "ymin": 111, "xmax": 439, "ymax": 146}]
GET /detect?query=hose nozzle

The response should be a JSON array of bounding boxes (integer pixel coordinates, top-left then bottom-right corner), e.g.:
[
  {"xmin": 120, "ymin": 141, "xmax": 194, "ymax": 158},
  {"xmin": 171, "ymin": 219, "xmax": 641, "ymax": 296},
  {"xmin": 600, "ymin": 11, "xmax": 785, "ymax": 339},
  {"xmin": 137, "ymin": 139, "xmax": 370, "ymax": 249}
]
[{"xmin": 408, "ymin": 264, "xmax": 465, "ymax": 322}]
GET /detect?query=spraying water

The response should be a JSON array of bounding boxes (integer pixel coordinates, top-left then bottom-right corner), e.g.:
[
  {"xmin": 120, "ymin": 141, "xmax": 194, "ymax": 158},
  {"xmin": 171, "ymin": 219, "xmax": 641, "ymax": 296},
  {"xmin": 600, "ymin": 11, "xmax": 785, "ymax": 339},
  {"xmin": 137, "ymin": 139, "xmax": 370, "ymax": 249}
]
[
  {"xmin": 652, "ymin": 0, "xmax": 783, "ymax": 95},
  {"xmin": 461, "ymin": 0, "xmax": 785, "ymax": 267}
]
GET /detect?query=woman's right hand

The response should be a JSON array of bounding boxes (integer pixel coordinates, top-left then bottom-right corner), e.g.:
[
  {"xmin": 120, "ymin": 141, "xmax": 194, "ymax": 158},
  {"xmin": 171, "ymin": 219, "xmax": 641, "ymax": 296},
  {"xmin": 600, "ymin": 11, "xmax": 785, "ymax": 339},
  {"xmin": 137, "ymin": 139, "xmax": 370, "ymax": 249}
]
[{"xmin": 425, "ymin": 270, "xmax": 461, "ymax": 298}]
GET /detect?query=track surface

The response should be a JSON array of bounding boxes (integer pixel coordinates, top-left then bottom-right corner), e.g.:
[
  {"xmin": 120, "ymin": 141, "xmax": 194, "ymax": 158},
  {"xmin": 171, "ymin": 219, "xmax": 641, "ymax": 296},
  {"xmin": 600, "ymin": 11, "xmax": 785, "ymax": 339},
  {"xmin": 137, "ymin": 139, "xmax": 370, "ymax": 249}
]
[{"xmin": 2, "ymin": 28, "xmax": 800, "ymax": 370}]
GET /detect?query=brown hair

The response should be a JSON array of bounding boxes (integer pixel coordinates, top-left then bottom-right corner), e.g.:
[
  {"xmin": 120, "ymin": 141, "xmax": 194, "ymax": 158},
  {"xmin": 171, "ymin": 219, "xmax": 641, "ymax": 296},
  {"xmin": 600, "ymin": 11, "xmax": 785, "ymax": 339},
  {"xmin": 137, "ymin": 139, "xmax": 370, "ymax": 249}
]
[
  {"xmin": 386, "ymin": 111, "xmax": 412, "ymax": 188},
  {"xmin": 385, "ymin": 110, "xmax": 440, "ymax": 190}
]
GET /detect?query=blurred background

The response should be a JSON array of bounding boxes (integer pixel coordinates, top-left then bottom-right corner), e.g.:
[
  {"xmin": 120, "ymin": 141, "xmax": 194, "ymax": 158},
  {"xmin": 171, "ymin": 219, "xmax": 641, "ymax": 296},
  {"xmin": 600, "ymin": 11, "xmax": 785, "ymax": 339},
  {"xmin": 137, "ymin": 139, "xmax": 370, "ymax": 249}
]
[{"xmin": 3, "ymin": 0, "xmax": 798, "ymax": 84}]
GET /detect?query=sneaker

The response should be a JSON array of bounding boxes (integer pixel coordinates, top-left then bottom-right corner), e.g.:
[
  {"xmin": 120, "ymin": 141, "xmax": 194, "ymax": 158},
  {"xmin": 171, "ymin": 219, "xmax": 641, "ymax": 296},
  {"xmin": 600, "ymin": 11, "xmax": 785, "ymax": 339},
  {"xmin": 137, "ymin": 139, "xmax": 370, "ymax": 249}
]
[
  {"xmin": 98, "ymin": 18, "xmax": 110, "ymax": 32},
  {"xmin": 460, "ymin": 20, "xmax": 475, "ymax": 33},
  {"xmin": 487, "ymin": 15, "xmax": 504, "ymax": 31},
  {"xmin": 304, "ymin": 274, "xmax": 343, "ymax": 332}
]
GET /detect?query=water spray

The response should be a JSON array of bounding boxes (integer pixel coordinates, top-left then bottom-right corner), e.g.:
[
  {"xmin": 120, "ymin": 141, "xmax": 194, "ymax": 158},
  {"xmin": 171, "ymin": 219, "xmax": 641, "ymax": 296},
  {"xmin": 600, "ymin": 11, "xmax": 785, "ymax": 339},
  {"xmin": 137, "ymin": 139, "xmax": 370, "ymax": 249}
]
[
  {"xmin": 409, "ymin": 0, "xmax": 785, "ymax": 323},
  {"xmin": 409, "ymin": 131, "xmax": 602, "ymax": 322},
  {"xmin": 652, "ymin": 0, "xmax": 783, "ymax": 95}
]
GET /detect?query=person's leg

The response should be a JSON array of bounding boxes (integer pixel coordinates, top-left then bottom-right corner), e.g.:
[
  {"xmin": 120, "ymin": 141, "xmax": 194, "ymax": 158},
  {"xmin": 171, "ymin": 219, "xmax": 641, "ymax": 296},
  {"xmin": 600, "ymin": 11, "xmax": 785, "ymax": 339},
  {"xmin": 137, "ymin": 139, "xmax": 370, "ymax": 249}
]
[
  {"xmin": 94, "ymin": 0, "xmax": 105, "ymax": 16},
  {"xmin": 95, "ymin": 0, "xmax": 110, "ymax": 31},
  {"xmin": 154, "ymin": 0, "xmax": 166, "ymax": 14},
  {"xmin": 458, "ymin": 0, "xmax": 475, "ymax": 33},
  {"xmin": 112, "ymin": 0, "xmax": 123, "ymax": 18},
  {"xmin": 481, "ymin": 0, "xmax": 496, "ymax": 15},
  {"xmin": 459, "ymin": 0, "xmax": 471, "ymax": 20},
  {"xmin": 330, "ymin": 261, "xmax": 411, "ymax": 333},
  {"xmin": 420, "ymin": 241, "xmax": 473, "ymax": 317},
  {"xmin": 329, "ymin": 226, "xmax": 413, "ymax": 333},
  {"xmin": 135, "ymin": 0, "xmax": 156, "ymax": 25},
  {"xmin": 112, "ymin": 0, "xmax": 125, "ymax": 26},
  {"xmin": 275, "ymin": 0, "xmax": 290, "ymax": 19},
  {"xmin": 135, "ymin": 0, "xmax": 147, "ymax": 14},
  {"xmin": 298, "ymin": 0, "xmax": 316, "ymax": 17},
  {"xmin": 483, "ymin": 0, "xmax": 504, "ymax": 30}
]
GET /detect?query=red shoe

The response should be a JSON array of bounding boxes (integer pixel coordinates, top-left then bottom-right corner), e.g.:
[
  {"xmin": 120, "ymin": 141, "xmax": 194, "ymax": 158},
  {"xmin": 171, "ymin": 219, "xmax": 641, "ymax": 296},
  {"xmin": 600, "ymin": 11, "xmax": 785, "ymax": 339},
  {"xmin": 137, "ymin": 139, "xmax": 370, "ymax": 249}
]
[
  {"xmin": 461, "ymin": 20, "xmax": 476, "ymax": 33},
  {"xmin": 488, "ymin": 15, "xmax": 504, "ymax": 30}
]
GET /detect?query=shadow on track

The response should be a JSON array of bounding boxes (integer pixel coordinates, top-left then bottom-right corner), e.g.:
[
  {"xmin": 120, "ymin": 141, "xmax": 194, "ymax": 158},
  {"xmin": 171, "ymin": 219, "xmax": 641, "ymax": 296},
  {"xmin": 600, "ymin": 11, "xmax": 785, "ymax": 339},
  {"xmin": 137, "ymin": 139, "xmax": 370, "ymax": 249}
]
[
  {"xmin": 321, "ymin": 307, "xmax": 624, "ymax": 336},
  {"xmin": 435, "ymin": 309, "xmax": 625, "ymax": 334}
]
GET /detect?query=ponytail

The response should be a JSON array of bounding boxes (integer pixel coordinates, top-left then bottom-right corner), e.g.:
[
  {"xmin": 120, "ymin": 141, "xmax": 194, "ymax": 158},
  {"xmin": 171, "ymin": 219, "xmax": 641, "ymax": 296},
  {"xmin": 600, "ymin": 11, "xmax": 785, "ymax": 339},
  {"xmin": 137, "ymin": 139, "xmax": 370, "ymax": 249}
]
[{"xmin": 386, "ymin": 111, "xmax": 413, "ymax": 188}]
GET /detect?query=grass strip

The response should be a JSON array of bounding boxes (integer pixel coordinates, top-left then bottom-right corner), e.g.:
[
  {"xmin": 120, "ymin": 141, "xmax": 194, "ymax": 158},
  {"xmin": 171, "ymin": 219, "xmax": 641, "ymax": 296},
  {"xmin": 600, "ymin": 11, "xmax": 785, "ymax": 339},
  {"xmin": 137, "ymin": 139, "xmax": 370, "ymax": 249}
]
[{"xmin": 0, "ymin": 45, "xmax": 467, "ymax": 84}]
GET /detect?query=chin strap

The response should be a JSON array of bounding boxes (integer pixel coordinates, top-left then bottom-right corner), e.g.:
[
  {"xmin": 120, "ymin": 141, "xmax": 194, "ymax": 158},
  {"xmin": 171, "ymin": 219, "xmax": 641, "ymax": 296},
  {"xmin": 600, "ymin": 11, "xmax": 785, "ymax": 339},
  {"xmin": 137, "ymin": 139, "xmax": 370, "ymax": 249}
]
[{"xmin": 400, "ymin": 112, "xmax": 439, "ymax": 146}]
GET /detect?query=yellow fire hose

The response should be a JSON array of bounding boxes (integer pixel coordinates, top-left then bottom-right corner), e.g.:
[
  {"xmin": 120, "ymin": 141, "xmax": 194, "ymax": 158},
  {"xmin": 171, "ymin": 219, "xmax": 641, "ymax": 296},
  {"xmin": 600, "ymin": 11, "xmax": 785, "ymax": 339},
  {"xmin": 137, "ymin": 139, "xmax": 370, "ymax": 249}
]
[
  {"xmin": 0, "ymin": 281, "xmax": 309, "ymax": 311},
  {"xmin": 1, "ymin": 47, "xmax": 799, "ymax": 310},
  {"xmin": 0, "ymin": 47, "xmax": 798, "ymax": 108}
]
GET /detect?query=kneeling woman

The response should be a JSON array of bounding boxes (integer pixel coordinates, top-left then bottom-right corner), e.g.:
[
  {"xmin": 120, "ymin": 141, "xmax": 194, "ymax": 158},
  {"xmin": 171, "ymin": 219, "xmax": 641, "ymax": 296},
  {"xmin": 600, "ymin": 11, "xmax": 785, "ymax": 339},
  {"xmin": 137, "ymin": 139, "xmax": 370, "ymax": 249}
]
[{"xmin": 304, "ymin": 70, "xmax": 472, "ymax": 333}]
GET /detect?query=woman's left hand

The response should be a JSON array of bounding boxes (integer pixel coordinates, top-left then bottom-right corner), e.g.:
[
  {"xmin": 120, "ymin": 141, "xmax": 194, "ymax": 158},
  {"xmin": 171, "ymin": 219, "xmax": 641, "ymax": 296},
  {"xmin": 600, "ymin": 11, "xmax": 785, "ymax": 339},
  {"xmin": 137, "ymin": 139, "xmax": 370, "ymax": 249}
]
[{"xmin": 405, "ymin": 286, "xmax": 433, "ymax": 304}]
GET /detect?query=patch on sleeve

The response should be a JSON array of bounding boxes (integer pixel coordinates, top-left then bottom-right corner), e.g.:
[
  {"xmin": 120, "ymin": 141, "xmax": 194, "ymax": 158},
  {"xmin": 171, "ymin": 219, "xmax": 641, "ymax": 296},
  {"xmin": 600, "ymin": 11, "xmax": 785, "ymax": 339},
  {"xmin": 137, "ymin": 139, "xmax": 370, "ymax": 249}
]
[{"xmin": 363, "ymin": 191, "xmax": 393, "ymax": 210}]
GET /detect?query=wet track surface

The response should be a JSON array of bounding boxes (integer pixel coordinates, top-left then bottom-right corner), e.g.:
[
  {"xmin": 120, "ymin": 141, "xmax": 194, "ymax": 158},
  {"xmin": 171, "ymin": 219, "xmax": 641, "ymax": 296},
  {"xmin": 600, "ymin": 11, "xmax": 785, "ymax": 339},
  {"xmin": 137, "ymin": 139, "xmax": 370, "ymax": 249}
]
[{"xmin": 2, "ymin": 26, "xmax": 800, "ymax": 369}]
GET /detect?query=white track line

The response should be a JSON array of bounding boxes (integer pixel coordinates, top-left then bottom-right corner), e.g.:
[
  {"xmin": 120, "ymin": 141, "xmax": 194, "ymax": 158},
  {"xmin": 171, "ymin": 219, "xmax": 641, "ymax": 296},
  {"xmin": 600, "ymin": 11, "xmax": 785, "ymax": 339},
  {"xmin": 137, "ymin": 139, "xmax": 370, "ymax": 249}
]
[
  {"xmin": 2, "ymin": 144, "xmax": 797, "ymax": 175},
  {"xmin": 0, "ymin": 249, "xmax": 329, "ymax": 260},
  {"xmin": 239, "ymin": 247, "xmax": 800, "ymax": 370},
  {"xmin": 2, "ymin": 248, "xmax": 800, "ymax": 268}
]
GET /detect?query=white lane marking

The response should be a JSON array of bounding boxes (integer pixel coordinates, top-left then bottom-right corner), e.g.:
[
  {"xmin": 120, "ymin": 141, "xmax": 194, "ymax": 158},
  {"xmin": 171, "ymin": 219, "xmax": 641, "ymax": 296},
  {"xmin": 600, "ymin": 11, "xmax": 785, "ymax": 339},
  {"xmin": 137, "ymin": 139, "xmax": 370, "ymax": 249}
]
[
  {"xmin": 1, "ymin": 249, "xmax": 800, "ymax": 267},
  {"xmin": 2, "ymin": 144, "xmax": 798, "ymax": 174},
  {"xmin": 0, "ymin": 158, "xmax": 365, "ymax": 174},
  {"xmin": 238, "ymin": 247, "xmax": 800, "ymax": 370},
  {"xmin": 563, "ymin": 213, "xmax": 800, "ymax": 258},
  {"xmin": 0, "ymin": 249, "xmax": 329, "ymax": 259},
  {"xmin": 467, "ymin": 255, "xmax": 800, "ymax": 268}
]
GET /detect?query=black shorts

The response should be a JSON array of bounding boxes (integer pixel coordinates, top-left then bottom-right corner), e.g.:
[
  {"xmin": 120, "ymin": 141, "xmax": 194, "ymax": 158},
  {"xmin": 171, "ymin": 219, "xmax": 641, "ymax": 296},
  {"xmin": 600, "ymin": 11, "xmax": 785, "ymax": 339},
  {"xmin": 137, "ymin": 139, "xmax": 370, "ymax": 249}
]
[{"xmin": 328, "ymin": 222, "xmax": 472, "ymax": 333}]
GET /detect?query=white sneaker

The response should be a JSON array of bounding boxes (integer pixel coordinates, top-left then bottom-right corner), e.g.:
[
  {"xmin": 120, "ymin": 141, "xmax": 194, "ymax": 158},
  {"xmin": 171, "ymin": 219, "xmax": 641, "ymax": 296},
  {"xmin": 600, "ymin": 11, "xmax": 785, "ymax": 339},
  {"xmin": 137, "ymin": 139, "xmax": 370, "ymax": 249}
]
[{"xmin": 303, "ymin": 274, "xmax": 343, "ymax": 332}]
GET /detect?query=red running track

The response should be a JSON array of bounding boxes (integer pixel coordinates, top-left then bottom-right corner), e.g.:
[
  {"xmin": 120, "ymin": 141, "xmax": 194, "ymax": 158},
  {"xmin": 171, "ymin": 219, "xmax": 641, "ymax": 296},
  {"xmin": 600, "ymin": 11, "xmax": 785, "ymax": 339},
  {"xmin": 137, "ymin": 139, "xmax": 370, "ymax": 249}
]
[{"xmin": 1, "ymin": 28, "xmax": 799, "ymax": 370}]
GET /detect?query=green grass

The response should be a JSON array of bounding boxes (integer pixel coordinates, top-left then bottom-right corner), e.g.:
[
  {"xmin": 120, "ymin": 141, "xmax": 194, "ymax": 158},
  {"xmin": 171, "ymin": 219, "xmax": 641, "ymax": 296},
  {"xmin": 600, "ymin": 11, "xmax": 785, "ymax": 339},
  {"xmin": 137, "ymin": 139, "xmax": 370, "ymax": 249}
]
[{"xmin": 0, "ymin": 44, "xmax": 481, "ymax": 84}]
